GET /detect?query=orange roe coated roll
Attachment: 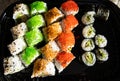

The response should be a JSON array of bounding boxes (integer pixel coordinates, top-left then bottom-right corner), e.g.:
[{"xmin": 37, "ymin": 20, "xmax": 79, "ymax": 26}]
[
  {"xmin": 60, "ymin": 0, "xmax": 79, "ymax": 15},
  {"xmin": 56, "ymin": 51, "xmax": 75, "ymax": 68},
  {"xmin": 62, "ymin": 15, "xmax": 78, "ymax": 32},
  {"xmin": 56, "ymin": 32, "xmax": 75, "ymax": 52}
]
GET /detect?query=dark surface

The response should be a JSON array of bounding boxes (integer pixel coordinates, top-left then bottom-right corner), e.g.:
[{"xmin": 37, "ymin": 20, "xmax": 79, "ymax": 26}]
[{"xmin": 0, "ymin": 0, "xmax": 120, "ymax": 81}]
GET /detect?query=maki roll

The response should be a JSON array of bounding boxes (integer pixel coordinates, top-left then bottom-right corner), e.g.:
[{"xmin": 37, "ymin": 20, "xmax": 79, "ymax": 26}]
[
  {"xmin": 96, "ymin": 5, "xmax": 110, "ymax": 21},
  {"xmin": 44, "ymin": 7, "xmax": 64, "ymax": 25},
  {"xmin": 31, "ymin": 58, "xmax": 55, "ymax": 78},
  {"xmin": 19, "ymin": 47, "xmax": 40, "ymax": 67},
  {"xmin": 30, "ymin": 1, "xmax": 47, "ymax": 15},
  {"xmin": 95, "ymin": 49, "xmax": 109, "ymax": 61},
  {"xmin": 55, "ymin": 51, "xmax": 75, "ymax": 73},
  {"xmin": 82, "ymin": 52, "xmax": 96, "ymax": 66},
  {"xmin": 61, "ymin": 15, "xmax": 79, "ymax": 32},
  {"xmin": 26, "ymin": 15, "xmax": 45, "ymax": 30},
  {"xmin": 13, "ymin": 3, "xmax": 29, "ymax": 22},
  {"xmin": 56, "ymin": 32, "xmax": 75, "ymax": 52},
  {"xmin": 60, "ymin": 0, "xmax": 79, "ymax": 15},
  {"xmin": 25, "ymin": 29, "xmax": 44, "ymax": 46},
  {"xmin": 95, "ymin": 34, "xmax": 107, "ymax": 48},
  {"xmin": 81, "ymin": 39, "xmax": 95, "ymax": 51},
  {"xmin": 3, "ymin": 55, "xmax": 25, "ymax": 75},
  {"xmin": 8, "ymin": 37, "xmax": 27, "ymax": 55},
  {"xmin": 42, "ymin": 22, "xmax": 62, "ymax": 41},
  {"xmin": 11, "ymin": 22, "xmax": 28, "ymax": 39},
  {"xmin": 81, "ymin": 11, "xmax": 95, "ymax": 25},
  {"xmin": 82, "ymin": 24, "xmax": 96, "ymax": 38},
  {"xmin": 40, "ymin": 41, "xmax": 60, "ymax": 61}
]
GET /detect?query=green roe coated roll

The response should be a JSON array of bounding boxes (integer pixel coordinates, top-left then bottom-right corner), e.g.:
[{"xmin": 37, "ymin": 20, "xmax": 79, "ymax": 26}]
[
  {"xmin": 25, "ymin": 29, "xmax": 44, "ymax": 46},
  {"xmin": 26, "ymin": 15, "xmax": 45, "ymax": 30}
]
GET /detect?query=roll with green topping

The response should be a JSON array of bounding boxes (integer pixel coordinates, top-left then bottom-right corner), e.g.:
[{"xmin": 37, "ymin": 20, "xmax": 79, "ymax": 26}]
[{"xmin": 82, "ymin": 52, "xmax": 96, "ymax": 66}]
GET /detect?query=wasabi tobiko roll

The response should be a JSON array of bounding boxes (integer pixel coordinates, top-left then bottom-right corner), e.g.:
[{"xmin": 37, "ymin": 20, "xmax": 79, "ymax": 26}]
[
  {"xmin": 60, "ymin": 0, "xmax": 79, "ymax": 15},
  {"xmin": 31, "ymin": 59, "xmax": 55, "ymax": 78},
  {"xmin": 55, "ymin": 51, "xmax": 75, "ymax": 73},
  {"xmin": 42, "ymin": 22, "xmax": 62, "ymax": 41},
  {"xmin": 95, "ymin": 34, "xmax": 107, "ymax": 48},
  {"xmin": 26, "ymin": 15, "xmax": 45, "ymax": 30},
  {"xmin": 11, "ymin": 22, "xmax": 28, "ymax": 39},
  {"xmin": 95, "ymin": 49, "xmax": 109, "ymax": 61},
  {"xmin": 13, "ymin": 3, "xmax": 29, "ymax": 22},
  {"xmin": 44, "ymin": 7, "xmax": 64, "ymax": 25},
  {"xmin": 81, "ymin": 11, "xmax": 95, "ymax": 25},
  {"xmin": 81, "ymin": 39, "xmax": 95, "ymax": 51},
  {"xmin": 20, "ymin": 47, "xmax": 40, "ymax": 67},
  {"xmin": 30, "ymin": 1, "xmax": 47, "ymax": 15},
  {"xmin": 61, "ymin": 15, "xmax": 79, "ymax": 32},
  {"xmin": 82, "ymin": 24, "xmax": 96, "ymax": 38},
  {"xmin": 40, "ymin": 41, "xmax": 60, "ymax": 61},
  {"xmin": 25, "ymin": 29, "xmax": 44, "ymax": 46},
  {"xmin": 8, "ymin": 37, "xmax": 27, "ymax": 55},
  {"xmin": 4, "ymin": 55, "xmax": 25, "ymax": 75},
  {"xmin": 82, "ymin": 52, "xmax": 96, "ymax": 66}
]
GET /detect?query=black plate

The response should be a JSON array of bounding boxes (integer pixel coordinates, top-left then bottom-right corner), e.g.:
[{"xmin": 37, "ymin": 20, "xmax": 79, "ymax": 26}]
[{"xmin": 0, "ymin": 0, "xmax": 120, "ymax": 81}]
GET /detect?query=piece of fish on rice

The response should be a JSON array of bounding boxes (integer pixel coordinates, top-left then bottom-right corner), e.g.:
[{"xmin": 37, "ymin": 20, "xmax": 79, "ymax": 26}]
[
  {"xmin": 31, "ymin": 58, "xmax": 55, "ymax": 78},
  {"xmin": 3, "ymin": 55, "xmax": 25, "ymax": 75},
  {"xmin": 40, "ymin": 41, "xmax": 60, "ymax": 61},
  {"xmin": 7, "ymin": 37, "xmax": 27, "ymax": 55},
  {"xmin": 11, "ymin": 22, "xmax": 28, "ymax": 39},
  {"xmin": 55, "ymin": 51, "xmax": 75, "ymax": 73}
]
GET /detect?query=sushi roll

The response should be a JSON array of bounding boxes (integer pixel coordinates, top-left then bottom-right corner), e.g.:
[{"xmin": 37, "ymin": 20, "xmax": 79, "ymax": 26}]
[
  {"xmin": 42, "ymin": 22, "xmax": 62, "ymax": 41},
  {"xmin": 96, "ymin": 5, "xmax": 110, "ymax": 21},
  {"xmin": 81, "ymin": 39, "xmax": 95, "ymax": 51},
  {"xmin": 55, "ymin": 51, "xmax": 75, "ymax": 73},
  {"xmin": 56, "ymin": 32, "xmax": 75, "ymax": 52},
  {"xmin": 8, "ymin": 37, "xmax": 27, "ymax": 55},
  {"xmin": 13, "ymin": 3, "xmax": 29, "ymax": 22},
  {"xmin": 40, "ymin": 41, "xmax": 60, "ymax": 61},
  {"xmin": 26, "ymin": 15, "xmax": 45, "ymax": 30},
  {"xmin": 3, "ymin": 55, "xmax": 25, "ymax": 75},
  {"xmin": 95, "ymin": 49, "xmax": 109, "ymax": 61},
  {"xmin": 30, "ymin": 1, "xmax": 47, "ymax": 15},
  {"xmin": 25, "ymin": 29, "xmax": 44, "ymax": 46},
  {"xmin": 81, "ymin": 11, "xmax": 96, "ymax": 25},
  {"xmin": 82, "ymin": 52, "xmax": 96, "ymax": 66},
  {"xmin": 19, "ymin": 47, "xmax": 40, "ymax": 67},
  {"xmin": 95, "ymin": 34, "xmax": 107, "ymax": 48},
  {"xmin": 61, "ymin": 15, "xmax": 79, "ymax": 32},
  {"xmin": 60, "ymin": 0, "xmax": 79, "ymax": 15},
  {"xmin": 44, "ymin": 7, "xmax": 64, "ymax": 25},
  {"xmin": 31, "ymin": 58, "xmax": 55, "ymax": 78},
  {"xmin": 11, "ymin": 22, "xmax": 28, "ymax": 39},
  {"xmin": 82, "ymin": 24, "xmax": 96, "ymax": 38}
]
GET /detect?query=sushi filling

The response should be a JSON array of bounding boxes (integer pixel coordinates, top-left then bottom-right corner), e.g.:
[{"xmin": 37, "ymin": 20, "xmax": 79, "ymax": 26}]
[
  {"xmin": 82, "ymin": 52, "xmax": 96, "ymax": 66},
  {"xmin": 95, "ymin": 34, "xmax": 107, "ymax": 48},
  {"xmin": 96, "ymin": 49, "xmax": 108, "ymax": 61},
  {"xmin": 81, "ymin": 39, "xmax": 95, "ymax": 51},
  {"xmin": 81, "ymin": 11, "xmax": 95, "ymax": 25},
  {"xmin": 82, "ymin": 24, "xmax": 96, "ymax": 38}
]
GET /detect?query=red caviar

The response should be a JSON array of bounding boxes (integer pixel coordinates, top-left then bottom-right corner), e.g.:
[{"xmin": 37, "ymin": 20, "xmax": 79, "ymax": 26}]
[{"xmin": 56, "ymin": 51, "xmax": 75, "ymax": 67}]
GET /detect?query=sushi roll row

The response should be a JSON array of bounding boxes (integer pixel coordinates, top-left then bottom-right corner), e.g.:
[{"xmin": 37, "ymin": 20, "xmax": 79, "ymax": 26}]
[
  {"xmin": 81, "ymin": 11, "xmax": 108, "ymax": 66},
  {"xmin": 31, "ymin": 0, "xmax": 79, "ymax": 78},
  {"xmin": 4, "ymin": 1, "xmax": 48, "ymax": 75}
]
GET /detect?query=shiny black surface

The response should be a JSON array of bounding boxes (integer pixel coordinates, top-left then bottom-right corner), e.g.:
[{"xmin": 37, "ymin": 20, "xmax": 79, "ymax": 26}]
[{"xmin": 0, "ymin": 0, "xmax": 120, "ymax": 81}]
